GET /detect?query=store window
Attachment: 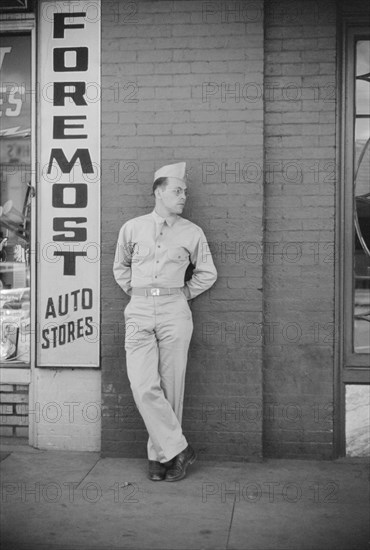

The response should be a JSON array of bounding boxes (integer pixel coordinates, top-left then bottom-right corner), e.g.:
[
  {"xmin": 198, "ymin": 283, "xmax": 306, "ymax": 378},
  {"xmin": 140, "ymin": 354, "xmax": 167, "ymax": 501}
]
[
  {"xmin": 353, "ymin": 39, "xmax": 370, "ymax": 355},
  {"xmin": 343, "ymin": 26, "xmax": 370, "ymax": 370},
  {"xmin": 0, "ymin": 31, "xmax": 33, "ymax": 366},
  {"xmin": 341, "ymin": 24, "xmax": 370, "ymax": 457}
]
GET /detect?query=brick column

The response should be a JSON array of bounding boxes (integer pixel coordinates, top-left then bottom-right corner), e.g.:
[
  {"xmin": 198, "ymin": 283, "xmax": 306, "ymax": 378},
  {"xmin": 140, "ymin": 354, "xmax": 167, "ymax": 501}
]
[{"xmin": 263, "ymin": 0, "xmax": 337, "ymax": 458}]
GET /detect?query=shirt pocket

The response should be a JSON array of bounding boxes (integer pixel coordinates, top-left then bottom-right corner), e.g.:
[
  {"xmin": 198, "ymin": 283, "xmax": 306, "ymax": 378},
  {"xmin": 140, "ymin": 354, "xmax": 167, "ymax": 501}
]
[
  {"xmin": 131, "ymin": 243, "xmax": 151, "ymax": 262},
  {"xmin": 167, "ymin": 247, "xmax": 189, "ymax": 263}
]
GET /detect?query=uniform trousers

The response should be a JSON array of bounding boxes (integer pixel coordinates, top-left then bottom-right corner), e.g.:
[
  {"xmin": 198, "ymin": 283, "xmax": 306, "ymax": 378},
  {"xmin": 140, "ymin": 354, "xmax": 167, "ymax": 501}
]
[{"xmin": 124, "ymin": 292, "xmax": 193, "ymax": 463}]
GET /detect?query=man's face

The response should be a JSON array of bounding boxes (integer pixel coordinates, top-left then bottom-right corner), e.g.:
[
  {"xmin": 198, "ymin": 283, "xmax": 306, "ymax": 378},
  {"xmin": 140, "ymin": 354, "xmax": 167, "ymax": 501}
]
[{"xmin": 156, "ymin": 178, "xmax": 188, "ymax": 215}]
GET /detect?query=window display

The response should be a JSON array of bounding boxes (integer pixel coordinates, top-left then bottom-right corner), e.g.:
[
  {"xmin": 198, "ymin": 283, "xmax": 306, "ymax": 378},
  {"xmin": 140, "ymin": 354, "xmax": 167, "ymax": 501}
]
[{"xmin": 0, "ymin": 33, "xmax": 31, "ymax": 365}]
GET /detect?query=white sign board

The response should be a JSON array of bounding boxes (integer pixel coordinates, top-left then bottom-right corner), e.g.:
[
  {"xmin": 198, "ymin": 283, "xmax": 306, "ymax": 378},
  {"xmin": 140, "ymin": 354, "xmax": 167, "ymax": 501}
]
[{"xmin": 37, "ymin": 0, "xmax": 101, "ymax": 367}]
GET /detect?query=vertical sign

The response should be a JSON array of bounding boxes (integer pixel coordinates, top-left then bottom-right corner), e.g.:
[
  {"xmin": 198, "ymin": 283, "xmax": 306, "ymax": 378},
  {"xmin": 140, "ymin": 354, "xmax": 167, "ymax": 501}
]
[{"xmin": 37, "ymin": 1, "xmax": 101, "ymax": 366}]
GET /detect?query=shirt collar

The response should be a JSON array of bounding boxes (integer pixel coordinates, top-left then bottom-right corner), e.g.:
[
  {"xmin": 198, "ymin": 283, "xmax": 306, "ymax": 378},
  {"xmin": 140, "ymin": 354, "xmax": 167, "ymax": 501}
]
[{"xmin": 151, "ymin": 210, "xmax": 178, "ymax": 227}]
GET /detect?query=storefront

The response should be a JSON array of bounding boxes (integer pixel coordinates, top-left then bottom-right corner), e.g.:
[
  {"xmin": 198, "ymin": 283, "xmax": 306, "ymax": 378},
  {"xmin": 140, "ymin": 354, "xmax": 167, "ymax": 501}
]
[
  {"xmin": 0, "ymin": 0, "xmax": 369, "ymax": 459},
  {"xmin": 0, "ymin": 0, "xmax": 101, "ymax": 450},
  {"xmin": 1, "ymin": 6, "xmax": 34, "ymax": 438}
]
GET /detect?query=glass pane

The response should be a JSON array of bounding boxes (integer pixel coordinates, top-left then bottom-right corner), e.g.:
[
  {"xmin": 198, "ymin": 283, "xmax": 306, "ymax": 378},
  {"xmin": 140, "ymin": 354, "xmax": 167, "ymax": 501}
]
[
  {"xmin": 353, "ymin": 39, "xmax": 370, "ymax": 354},
  {"xmin": 0, "ymin": 33, "xmax": 31, "ymax": 366},
  {"xmin": 346, "ymin": 385, "xmax": 370, "ymax": 457},
  {"xmin": 356, "ymin": 40, "xmax": 370, "ymax": 75},
  {"xmin": 356, "ymin": 81, "xmax": 370, "ymax": 115}
]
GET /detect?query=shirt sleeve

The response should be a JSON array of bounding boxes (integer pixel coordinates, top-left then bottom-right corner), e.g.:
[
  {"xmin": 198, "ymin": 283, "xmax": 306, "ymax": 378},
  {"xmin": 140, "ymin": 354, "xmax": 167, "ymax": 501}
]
[
  {"xmin": 183, "ymin": 227, "xmax": 217, "ymax": 300},
  {"xmin": 113, "ymin": 223, "xmax": 133, "ymax": 296}
]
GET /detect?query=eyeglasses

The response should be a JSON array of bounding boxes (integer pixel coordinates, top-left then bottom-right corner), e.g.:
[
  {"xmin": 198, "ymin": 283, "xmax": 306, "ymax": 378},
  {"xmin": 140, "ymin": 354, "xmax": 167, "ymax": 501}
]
[{"xmin": 166, "ymin": 187, "xmax": 188, "ymax": 197}]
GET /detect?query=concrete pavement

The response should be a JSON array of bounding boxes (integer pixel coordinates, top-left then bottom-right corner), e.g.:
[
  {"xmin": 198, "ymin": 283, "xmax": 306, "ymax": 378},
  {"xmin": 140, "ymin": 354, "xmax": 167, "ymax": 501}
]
[{"xmin": 0, "ymin": 441, "xmax": 369, "ymax": 550}]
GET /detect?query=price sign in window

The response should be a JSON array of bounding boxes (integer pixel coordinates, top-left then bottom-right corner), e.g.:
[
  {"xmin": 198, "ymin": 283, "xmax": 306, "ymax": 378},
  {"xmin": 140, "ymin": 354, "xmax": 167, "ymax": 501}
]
[{"xmin": 0, "ymin": 33, "xmax": 32, "ymax": 366}]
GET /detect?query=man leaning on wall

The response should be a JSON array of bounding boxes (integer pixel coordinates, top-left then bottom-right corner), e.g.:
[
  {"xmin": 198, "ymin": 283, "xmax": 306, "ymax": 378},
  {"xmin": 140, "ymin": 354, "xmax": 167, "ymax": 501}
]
[{"xmin": 113, "ymin": 162, "xmax": 217, "ymax": 481}]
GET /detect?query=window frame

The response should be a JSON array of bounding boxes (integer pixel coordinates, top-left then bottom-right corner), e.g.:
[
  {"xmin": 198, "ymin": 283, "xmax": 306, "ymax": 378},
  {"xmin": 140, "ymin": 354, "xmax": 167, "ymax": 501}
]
[
  {"xmin": 335, "ymin": 17, "xmax": 370, "ymax": 458},
  {"xmin": 341, "ymin": 23, "xmax": 370, "ymax": 375}
]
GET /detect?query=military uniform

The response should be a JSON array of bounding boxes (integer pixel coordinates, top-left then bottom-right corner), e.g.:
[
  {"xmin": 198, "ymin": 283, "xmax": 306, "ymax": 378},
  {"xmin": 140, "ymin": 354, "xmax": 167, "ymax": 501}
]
[{"xmin": 113, "ymin": 163, "xmax": 217, "ymax": 468}]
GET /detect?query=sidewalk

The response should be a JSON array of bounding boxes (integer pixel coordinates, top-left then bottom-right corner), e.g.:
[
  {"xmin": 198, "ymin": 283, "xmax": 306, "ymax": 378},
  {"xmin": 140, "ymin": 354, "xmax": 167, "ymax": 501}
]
[{"xmin": 0, "ymin": 441, "xmax": 369, "ymax": 550}]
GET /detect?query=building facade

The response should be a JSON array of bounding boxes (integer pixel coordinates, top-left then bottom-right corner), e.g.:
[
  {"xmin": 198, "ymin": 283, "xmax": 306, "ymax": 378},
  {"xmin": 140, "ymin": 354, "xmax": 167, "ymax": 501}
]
[{"xmin": 0, "ymin": 0, "xmax": 369, "ymax": 460}]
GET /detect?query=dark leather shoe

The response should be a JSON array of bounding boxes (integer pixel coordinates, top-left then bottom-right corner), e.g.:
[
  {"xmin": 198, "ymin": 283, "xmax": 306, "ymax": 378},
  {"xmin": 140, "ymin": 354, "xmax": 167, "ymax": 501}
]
[
  {"xmin": 165, "ymin": 445, "xmax": 196, "ymax": 482},
  {"xmin": 148, "ymin": 460, "xmax": 166, "ymax": 481}
]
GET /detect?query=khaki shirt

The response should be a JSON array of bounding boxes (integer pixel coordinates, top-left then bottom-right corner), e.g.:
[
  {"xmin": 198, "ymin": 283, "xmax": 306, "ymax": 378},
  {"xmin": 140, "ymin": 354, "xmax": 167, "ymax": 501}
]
[{"xmin": 113, "ymin": 210, "xmax": 217, "ymax": 299}]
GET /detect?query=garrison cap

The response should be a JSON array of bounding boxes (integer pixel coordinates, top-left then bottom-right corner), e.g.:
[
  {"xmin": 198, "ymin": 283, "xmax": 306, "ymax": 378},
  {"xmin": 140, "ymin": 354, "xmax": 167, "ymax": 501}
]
[{"xmin": 154, "ymin": 162, "xmax": 186, "ymax": 182}]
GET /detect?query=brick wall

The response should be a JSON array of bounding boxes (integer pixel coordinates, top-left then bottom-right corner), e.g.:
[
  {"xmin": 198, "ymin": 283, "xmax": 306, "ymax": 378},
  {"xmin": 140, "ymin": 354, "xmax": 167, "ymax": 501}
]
[
  {"xmin": 101, "ymin": 0, "xmax": 265, "ymax": 460},
  {"xmin": 263, "ymin": 0, "xmax": 337, "ymax": 458},
  {"xmin": 0, "ymin": 384, "xmax": 28, "ymax": 438}
]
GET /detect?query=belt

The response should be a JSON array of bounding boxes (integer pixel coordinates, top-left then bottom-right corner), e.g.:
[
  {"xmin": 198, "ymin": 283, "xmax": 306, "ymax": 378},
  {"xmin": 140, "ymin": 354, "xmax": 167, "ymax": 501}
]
[{"xmin": 131, "ymin": 287, "xmax": 183, "ymax": 296}]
